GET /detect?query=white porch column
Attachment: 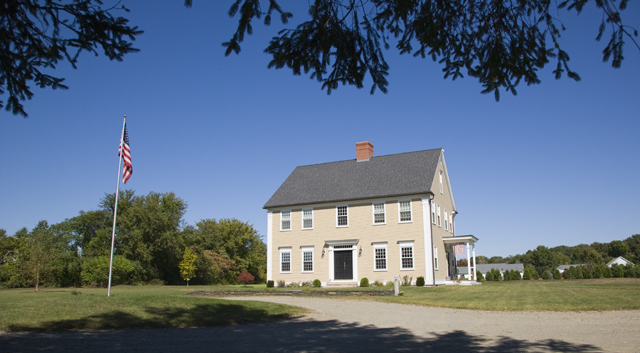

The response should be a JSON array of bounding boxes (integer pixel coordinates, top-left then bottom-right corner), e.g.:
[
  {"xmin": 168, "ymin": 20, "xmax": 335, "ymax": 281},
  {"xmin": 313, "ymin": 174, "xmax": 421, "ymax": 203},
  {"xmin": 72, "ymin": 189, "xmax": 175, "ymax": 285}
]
[
  {"xmin": 472, "ymin": 245, "xmax": 477, "ymax": 281},
  {"xmin": 421, "ymin": 197, "xmax": 435, "ymax": 285},
  {"xmin": 466, "ymin": 242, "xmax": 471, "ymax": 280}
]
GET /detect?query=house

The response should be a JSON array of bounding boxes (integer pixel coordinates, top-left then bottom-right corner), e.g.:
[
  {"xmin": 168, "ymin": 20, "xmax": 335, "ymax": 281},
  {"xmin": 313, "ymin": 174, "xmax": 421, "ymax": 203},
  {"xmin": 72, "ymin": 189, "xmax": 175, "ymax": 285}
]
[
  {"xmin": 606, "ymin": 256, "xmax": 634, "ymax": 267},
  {"xmin": 458, "ymin": 263, "xmax": 524, "ymax": 279},
  {"xmin": 557, "ymin": 264, "xmax": 584, "ymax": 274},
  {"xmin": 263, "ymin": 142, "xmax": 478, "ymax": 286}
]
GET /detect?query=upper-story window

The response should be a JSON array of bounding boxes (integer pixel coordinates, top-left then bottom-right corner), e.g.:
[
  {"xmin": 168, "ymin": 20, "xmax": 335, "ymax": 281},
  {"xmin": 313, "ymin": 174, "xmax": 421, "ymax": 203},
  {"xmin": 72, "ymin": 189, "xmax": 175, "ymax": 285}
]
[
  {"xmin": 431, "ymin": 200, "xmax": 436, "ymax": 224},
  {"xmin": 444, "ymin": 210, "xmax": 448, "ymax": 230},
  {"xmin": 449, "ymin": 214, "xmax": 453, "ymax": 234},
  {"xmin": 437, "ymin": 204, "xmax": 441, "ymax": 227},
  {"xmin": 373, "ymin": 202, "xmax": 385, "ymax": 224},
  {"xmin": 281, "ymin": 210, "xmax": 291, "ymax": 231},
  {"xmin": 337, "ymin": 206, "xmax": 348, "ymax": 227},
  {"xmin": 302, "ymin": 209, "xmax": 313, "ymax": 229},
  {"xmin": 399, "ymin": 200, "xmax": 412, "ymax": 222},
  {"xmin": 439, "ymin": 170, "xmax": 443, "ymax": 194}
]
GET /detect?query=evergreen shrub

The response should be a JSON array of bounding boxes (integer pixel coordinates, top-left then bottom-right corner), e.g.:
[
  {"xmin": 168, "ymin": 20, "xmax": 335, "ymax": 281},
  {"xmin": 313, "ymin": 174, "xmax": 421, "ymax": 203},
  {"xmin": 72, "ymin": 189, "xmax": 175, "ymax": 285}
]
[
  {"xmin": 542, "ymin": 271, "xmax": 551, "ymax": 280},
  {"xmin": 476, "ymin": 271, "xmax": 484, "ymax": 281},
  {"xmin": 593, "ymin": 265, "xmax": 603, "ymax": 278},
  {"xmin": 582, "ymin": 266, "xmax": 592, "ymax": 279},
  {"xmin": 360, "ymin": 277, "xmax": 369, "ymax": 287},
  {"xmin": 313, "ymin": 279, "xmax": 322, "ymax": 287},
  {"xmin": 486, "ymin": 271, "xmax": 494, "ymax": 281},
  {"xmin": 602, "ymin": 266, "xmax": 612, "ymax": 278},
  {"xmin": 575, "ymin": 266, "xmax": 583, "ymax": 279},
  {"xmin": 267, "ymin": 280, "xmax": 274, "ymax": 288},
  {"xmin": 416, "ymin": 276, "xmax": 425, "ymax": 286},
  {"xmin": 553, "ymin": 269, "xmax": 561, "ymax": 280}
]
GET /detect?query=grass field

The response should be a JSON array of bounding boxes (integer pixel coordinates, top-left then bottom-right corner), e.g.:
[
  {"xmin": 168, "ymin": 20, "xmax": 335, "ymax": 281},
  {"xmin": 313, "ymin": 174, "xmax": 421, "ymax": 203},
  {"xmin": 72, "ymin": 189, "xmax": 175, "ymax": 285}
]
[
  {"xmin": 2, "ymin": 279, "xmax": 639, "ymax": 332},
  {"xmin": 0, "ymin": 285, "xmax": 306, "ymax": 332},
  {"xmin": 370, "ymin": 278, "xmax": 640, "ymax": 311}
]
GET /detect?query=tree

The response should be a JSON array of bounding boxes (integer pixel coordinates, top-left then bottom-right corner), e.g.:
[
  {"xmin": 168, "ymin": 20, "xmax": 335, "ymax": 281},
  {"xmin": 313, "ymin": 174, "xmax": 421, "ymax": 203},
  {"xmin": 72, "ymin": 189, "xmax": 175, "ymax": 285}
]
[
  {"xmin": 2, "ymin": 0, "xmax": 143, "ymax": 117},
  {"xmin": 226, "ymin": 0, "xmax": 638, "ymax": 101},
  {"xmin": 530, "ymin": 245, "xmax": 557, "ymax": 275},
  {"xmin": 6, "ymin": 1, "xmax": 638, "ymax": 118},
  {"xmin": 237, "ymin": 272, "xmax": 255, "ymax": 286},
  {"xmin": 179, "ymin": 248, "xmax": 198, "ymax": 286},
  {"xmin": 609, "ymin": 240, "xmax": 629, "ymax": 258},
  {"xmin": 19, "ymin": 221, "xmax": 63, "ymax": 291}
]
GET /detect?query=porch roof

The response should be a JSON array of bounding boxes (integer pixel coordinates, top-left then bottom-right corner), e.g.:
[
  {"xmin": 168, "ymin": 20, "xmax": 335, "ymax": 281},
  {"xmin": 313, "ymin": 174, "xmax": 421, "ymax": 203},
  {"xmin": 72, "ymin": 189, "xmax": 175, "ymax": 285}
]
[{"xmin": 442, "ymin": 235, "xmax": 478, "ymax": 244}]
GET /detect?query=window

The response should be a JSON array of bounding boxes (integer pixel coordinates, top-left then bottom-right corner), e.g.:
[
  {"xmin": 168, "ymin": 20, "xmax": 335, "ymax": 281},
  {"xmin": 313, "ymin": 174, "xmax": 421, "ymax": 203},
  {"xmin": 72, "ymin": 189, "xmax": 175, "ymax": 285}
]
[
  {"xmin": 373, "ymin": 202, "xmax": 385, "ymax": 224},
  {"xmin": 400, "ymin": 242, "xmax": 414, "ymax": 270},
  {"xmin": 280, "ymin": 210, "xmax": 291, "ymax": 231},
  {"xmin": 399, "ymin": 200, "xmax": 412, "ymax": 222},
  {"xmin": 437, "ymin": 204, "xmax": 441, "ymax": 227},
  {"xmin": 280, "ymin": 248, "xmax": 291, "ymax": 273},
  {"xmin": 302, "ymin": 209, "xmax": 313, "ymax": 229},
  {"xmin": 337, "ymin": 206, "xmax": 348, "ymax": 227},
  {"xmin": 439, "ymin": 170, "xmax": 443, "ymax": 194},
  {"xmin": 431, "ymin": 200, "xmax": 436, "ymax": 224},
  {"xmin": 444, "ymin": 210, "xmax": 448, "ymax": 230},
  {"xmin": 434, "ymin": 246, "xmax": 439, "ymax": 270},
  {"xmin": 301, "ymin": 247, "xmax": 313, "ymax": 272},
  {"xmin": 449, "ymin": 214, "xmax": 453, "ymax": 233},
  {"xmin": 373, "ymin": 243, "xmax": 387, "ymax": 271}
]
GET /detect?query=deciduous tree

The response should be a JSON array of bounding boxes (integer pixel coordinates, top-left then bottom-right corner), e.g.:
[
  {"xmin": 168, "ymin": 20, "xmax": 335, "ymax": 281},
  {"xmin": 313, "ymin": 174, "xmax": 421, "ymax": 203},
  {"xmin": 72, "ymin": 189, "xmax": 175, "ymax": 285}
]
[{"xmin": 179, "ymin": 247, "xmax": 198, "ymax": 286}]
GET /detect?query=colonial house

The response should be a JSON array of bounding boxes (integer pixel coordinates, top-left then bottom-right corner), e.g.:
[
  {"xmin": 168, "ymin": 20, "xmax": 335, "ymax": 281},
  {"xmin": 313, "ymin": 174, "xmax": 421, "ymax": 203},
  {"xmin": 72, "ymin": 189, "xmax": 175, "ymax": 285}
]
[{"xmin": 264, "ymin": 142, "xmax": 478, "ymax": 286}]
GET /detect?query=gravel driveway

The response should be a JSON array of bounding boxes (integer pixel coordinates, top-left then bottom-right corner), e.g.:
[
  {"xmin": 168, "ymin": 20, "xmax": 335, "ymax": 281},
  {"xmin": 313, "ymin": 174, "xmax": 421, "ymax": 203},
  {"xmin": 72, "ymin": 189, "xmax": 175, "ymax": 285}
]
[{"xmin": 1, "ymin": 295, "xmax": 638, "ymax": 352}]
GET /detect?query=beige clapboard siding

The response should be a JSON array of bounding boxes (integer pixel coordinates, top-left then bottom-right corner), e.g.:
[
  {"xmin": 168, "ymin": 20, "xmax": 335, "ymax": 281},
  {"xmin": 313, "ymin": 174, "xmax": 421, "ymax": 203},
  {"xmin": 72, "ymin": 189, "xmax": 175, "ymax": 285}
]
[{"xmin": 271, "ymin": 197, "xmax": 427, "ymax": 283}]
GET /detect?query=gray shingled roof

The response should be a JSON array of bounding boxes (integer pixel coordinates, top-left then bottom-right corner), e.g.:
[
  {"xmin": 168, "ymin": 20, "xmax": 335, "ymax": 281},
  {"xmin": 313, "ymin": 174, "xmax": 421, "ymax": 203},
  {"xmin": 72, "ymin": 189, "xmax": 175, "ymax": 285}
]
[{"xmin": 264, "ymin": 149, "xmax": 442, "ymax": 209}]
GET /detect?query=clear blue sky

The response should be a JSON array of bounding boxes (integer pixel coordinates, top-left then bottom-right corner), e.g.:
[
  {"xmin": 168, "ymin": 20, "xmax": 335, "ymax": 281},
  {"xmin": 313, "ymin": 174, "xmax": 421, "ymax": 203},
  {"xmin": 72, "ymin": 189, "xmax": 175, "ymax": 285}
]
[{"xmin": 1, "ymin": 1, "xmax": 638, "ymax": 258}]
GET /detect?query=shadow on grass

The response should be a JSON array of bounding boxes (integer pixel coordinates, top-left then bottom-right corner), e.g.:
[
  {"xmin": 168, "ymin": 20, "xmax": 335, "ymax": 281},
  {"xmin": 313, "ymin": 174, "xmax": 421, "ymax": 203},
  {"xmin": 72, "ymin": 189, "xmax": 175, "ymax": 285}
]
[
  {"xmin": 1, "ymin": 318, "xmax": 602, "ymax": 352},
  {"xmin": 6, "ymin": 303, "xmax": 292, "ymax": 331}
]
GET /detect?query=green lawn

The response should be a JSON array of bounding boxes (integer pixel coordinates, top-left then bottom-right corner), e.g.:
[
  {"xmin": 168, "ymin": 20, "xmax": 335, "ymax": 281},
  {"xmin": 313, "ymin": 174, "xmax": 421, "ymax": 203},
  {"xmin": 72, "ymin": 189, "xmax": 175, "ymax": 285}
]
[
  {"xmin": 370, "ymin": 278, "xmax": 640, "ymax": 311},
  {"xmin": 0, "ymin": 285, "xmax": 306, "ymax": 332}
]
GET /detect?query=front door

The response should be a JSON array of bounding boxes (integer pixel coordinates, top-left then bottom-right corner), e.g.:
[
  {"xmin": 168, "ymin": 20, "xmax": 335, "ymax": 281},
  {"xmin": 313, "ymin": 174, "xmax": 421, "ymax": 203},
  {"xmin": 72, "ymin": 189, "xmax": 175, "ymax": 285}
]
[{"xmin": 334, "ymin": 250, "xmax": 353, "ymax": 280}]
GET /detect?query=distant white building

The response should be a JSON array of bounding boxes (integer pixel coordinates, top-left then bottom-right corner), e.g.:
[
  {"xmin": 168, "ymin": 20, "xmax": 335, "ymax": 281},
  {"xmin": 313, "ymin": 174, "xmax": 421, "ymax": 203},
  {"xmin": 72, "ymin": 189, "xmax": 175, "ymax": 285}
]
[
  {"xmin": 458, "ymin": 263, "xmax": 524, "ymax": 279},
  {"xmin": 606, "ymin": 256, "xmax": 634, "ymax": 267},
  {"xmin": 556, "ymin": 264, "xmax": 584, "ymax": 274}
]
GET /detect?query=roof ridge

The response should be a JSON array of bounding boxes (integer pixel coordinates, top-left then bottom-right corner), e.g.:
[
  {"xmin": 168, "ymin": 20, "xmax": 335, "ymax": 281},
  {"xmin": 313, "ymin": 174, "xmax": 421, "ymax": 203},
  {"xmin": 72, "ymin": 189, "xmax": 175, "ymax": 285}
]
[{"xmin": 296, "ymin": 148, "xmax": 443, "ymax": 168}]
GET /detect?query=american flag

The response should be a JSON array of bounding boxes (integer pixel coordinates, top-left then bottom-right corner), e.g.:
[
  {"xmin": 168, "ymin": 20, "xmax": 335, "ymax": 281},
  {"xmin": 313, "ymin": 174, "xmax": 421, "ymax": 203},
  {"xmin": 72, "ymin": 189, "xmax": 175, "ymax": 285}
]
[
  {"xmin": 456, "ymin": 243, "xmax": 465, "ymax": 255},
  {"xmin": 118, "ymin": 123, "xmax": 133, "ymax": 183}
]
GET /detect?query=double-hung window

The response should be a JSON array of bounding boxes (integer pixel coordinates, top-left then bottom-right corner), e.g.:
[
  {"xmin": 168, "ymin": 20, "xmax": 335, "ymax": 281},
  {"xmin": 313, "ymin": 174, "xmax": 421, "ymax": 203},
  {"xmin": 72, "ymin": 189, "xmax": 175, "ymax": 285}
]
[
  {"xmin": 437, "ymin": 204, "xmax": 441, "ymax": 227},
  {"xmin": 373, "ymin": 243, "xmax": 387, "ymax": 271},
  {"xmin": 302, "ymin": 209, "xmax": 313, "ymax": 229},
  {"xmin": 399, "ymin": 241, "xmax": 414, "ymax": 270},
  {"xmin": 337, "ymin": 206, "xmax": 348, "ymax": 227},
  {"xmin": 399, "ymin": 200, "xmax": 412, "ymax": 222},
  {"xmin": 280, "ymin": 248, "xmax": 291, "ymax": 273},
  {"xmin": 280, "ymin": 210, "xmax": 291, "ymax": 231},
  {"xmin": 439, "ymin": 171, "xmax": 443, "ymax": 194},
  {"xmin": 444, "ymin": 210, "xmax": 448, "ymax": 230},
  {"xmin": 373, "ymin": 202, "xmax": 385, "ymax": 224},
  {"xmin": 449, "ymin": 214, "xmax": 453, "ymax": 234},
  {"xmin": 301, "ymin": 247, "xmax": 313, "ymax": 272},
  {"xmin": 434, "ymin": 246, "xmax": 439, "ymax": 270},
  {"xmin": 431, "ymin": 200, "xmax": 436, "ymax": 224}
]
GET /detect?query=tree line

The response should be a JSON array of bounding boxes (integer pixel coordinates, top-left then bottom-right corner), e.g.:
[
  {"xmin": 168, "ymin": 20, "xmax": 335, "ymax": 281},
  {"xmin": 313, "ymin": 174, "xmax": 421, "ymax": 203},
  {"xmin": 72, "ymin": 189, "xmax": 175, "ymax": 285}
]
[
  {"xmin": 459, "ymin": 235, "xmax": 640, "ymax": 276},
  {"xmin": 0, "ymin": 190, "xmax": 266, "ymax": 289}
]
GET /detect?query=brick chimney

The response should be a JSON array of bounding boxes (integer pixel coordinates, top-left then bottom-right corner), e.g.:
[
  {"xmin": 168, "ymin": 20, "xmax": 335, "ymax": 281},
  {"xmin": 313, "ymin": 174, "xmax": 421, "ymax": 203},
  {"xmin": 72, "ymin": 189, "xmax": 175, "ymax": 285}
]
[{"xmin": 356, "ymin": 141, "xmax": 374, "ymax": 161}]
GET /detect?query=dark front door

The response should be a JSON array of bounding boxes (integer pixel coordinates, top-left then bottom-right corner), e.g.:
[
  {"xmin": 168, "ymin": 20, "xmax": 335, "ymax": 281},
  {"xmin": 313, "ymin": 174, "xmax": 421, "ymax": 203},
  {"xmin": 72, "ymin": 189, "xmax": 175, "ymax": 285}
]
[{"xmin": 334, "ymin": 250, "xmax": 353, "ymax": 280}]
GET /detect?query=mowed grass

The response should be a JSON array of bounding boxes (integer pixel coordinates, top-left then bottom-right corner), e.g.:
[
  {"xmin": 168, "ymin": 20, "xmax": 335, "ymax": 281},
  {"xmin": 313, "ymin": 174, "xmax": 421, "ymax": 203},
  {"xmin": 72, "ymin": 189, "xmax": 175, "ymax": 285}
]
[
  {"xmin": 369, "ymin": 278, "xmax": 640, "ymax": 311},
  {"xmin": 0, "ymin": 285, "xmax": 306, "ymax": 332}
]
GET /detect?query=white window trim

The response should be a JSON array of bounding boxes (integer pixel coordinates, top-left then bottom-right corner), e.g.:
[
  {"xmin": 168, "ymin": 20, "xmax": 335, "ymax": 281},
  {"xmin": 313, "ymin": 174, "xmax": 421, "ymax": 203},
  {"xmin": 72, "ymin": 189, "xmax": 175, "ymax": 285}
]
[
  {"xmin": 399, "ymin": 241, "xmax": 415, "ymax": 271},
  {"xmin": 373, "ymin": 242, "xmax": 388, "ymax": 271},
  {"xmin": 437, "ymin": 204, "xmax": 441, "ymax": 227},
  {"xmin": 280, "ymin": 247, "xmax": 292, "ymax": 273},
  {"xmin": 302, "ymin": 208, "xmax": 313, "ymax": 230},
  {"xmin": 280, "ymin": 209, "xmax": 292, "ymax": 231},
  {"xmin": 398, "ymin": 199, "xmax": 413, "ymax": 223},
  {"xmin": 431, "ymin": 200, "xmax": 436, "ymax": 225},
  {"xmin": 336, "ymin": 205, "xmax": 349, "ymax": 227},
  {"xmin": 372, "ymin": 202, "xmax": 386, "ymax": 225},
  {"xmin": 301, "ymin": 246, "xmax": 314, "ymax": 273},
  {"xmin": 434, "ymin": 246, "xmax": 439, "ymax": 270},
  {"xmin": 444, "ymin": 210, "xmax": 448, "ymax": 230}
]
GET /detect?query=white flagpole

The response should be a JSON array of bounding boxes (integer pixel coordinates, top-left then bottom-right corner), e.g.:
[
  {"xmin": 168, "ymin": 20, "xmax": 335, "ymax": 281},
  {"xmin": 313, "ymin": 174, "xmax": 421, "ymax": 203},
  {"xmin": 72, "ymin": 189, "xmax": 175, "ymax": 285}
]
[{"xmin": 108, "ymin": 115, "xmax": 127, "ymax": 297}]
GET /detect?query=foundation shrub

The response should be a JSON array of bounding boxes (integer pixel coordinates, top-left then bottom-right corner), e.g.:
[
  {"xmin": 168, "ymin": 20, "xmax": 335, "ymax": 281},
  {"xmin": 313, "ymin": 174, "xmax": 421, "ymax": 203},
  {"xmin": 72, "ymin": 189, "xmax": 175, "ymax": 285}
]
[
  {"xmin": 313, "ymin": 279, "xmax": 321, "ymax": 287},
  {"xmin": 276, "ymin": 279, "xmax": 286, "ymax": 288},
  {"xmin": 416, "ymin": 276, "xmax": 425, "ymax": 287},
  {"xmin": 360, "ymin": 277, "xmax": 369, "ymax": 287},
  {"xmin": 266, "ymin": 280, "xmax": 274, "ymax": 288}
]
